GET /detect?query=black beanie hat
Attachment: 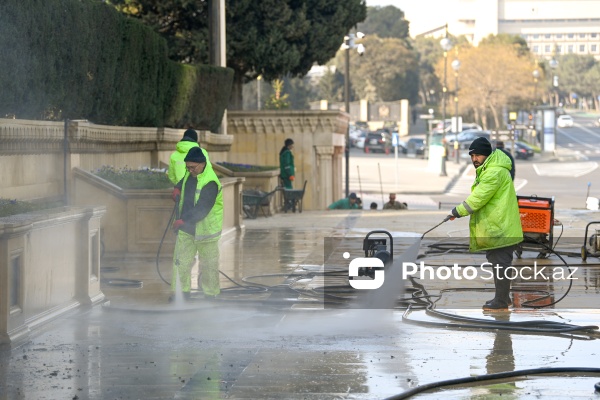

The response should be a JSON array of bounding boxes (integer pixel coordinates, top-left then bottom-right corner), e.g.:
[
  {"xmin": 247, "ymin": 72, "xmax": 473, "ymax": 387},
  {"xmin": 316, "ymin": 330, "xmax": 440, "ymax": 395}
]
[
  {"xmin": 285, "ymin": 138, "xmax": 294, "ymax": 147},
  {"xmin": 468, "ymin": 137, "xmax": 493, "ymax": 156},
  {"xmin": 184, "ymin": 147, "xmax": 206, "ymax": 163},
  {"xmin": 182, "ymin": 129, "xmax": 198, "ymax": 142}
]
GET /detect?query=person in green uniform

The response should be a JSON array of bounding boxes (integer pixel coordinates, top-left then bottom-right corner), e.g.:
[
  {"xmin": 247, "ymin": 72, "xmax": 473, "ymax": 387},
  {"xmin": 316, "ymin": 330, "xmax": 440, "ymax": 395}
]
[
  {"xmin": 170, "ymin": 147, "xmax": 223, "ymax": 301},
  {"xmin": 327, "ymin": 193, "xmax": 362, "ymax": 210}
]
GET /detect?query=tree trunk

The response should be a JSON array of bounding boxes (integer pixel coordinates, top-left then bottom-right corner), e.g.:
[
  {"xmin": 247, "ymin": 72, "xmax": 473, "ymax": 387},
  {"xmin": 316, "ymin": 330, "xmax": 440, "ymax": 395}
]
[
  {"xmin": 490, "ymin": 104, "xmax": 500, "ymax": 130},
  {"xmin": 229, "ymin": 72, "xmax": 244, "ymax": 110}
]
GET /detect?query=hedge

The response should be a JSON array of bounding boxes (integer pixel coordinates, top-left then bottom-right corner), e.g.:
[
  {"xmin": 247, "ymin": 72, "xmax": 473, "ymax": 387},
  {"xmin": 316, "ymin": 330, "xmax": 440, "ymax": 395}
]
[{"xmin": 0, "ymin": 0, "xmax": 233, "ymax": 131}]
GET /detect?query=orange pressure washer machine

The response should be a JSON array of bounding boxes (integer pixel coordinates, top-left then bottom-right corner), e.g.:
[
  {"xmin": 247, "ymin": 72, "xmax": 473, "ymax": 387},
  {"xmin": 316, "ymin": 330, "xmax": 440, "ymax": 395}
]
[{"xmin": 515, "ymin": 195, "xmax": 555, "ymax": 259}]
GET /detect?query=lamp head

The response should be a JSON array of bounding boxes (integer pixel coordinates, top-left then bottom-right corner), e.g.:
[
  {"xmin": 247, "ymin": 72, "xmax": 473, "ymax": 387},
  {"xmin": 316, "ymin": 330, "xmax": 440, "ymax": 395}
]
[
  {"xmin": 356, "ymin": 43, "xmax": 365, "ymax": 56},
  {"xmin": 451, "ymin": 59, "xmax": 461, "ymax": 71},
  {"xmin": 440, "ymin": 37, "xmax": 453, "ymax": 51}
]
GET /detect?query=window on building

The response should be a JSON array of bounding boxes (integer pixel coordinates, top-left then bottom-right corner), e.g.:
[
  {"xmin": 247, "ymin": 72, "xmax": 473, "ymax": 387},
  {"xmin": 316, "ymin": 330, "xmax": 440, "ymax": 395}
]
[
  {"xmin": 567, "ymin": 33, "xmax": 574, "ymax": 39},
  {"xmin": 544, "ymin": 45, "xmax": 551, "ymax": 53},
  {"xmin": 592, "ymin": 33, "xmax": 598, "ymax": 39},
  {"xmin": 567, "ymin": 45, "xmax": 574, "ymax": 53},
  {"xmin": 592, "ymin": 44, "xmax": 598, "ymax": 53},
  {"xmin": 544, "ymin": 33, "xmax": 551, "ymax": 39},
  {"xmin": 579, "ymin": 33, "xmax": 586, "ymax": 39},
  {"xmin": 556, "ymin": 45, "xmax": 562, "ymax": 53},
  {"xmin": 579, "ymin": 44, "xmax": 586, "ymax": 52},
  {"xmin": 556, "ymin": 34, "xmax": 563, "ymax": 39},
  {"xmin": 533, "ymin": 34, "xmax": 540, "ymax": 40},
  {"xmin": 533, "ymin": 45, "xmax": 539, "ymax": 53}
]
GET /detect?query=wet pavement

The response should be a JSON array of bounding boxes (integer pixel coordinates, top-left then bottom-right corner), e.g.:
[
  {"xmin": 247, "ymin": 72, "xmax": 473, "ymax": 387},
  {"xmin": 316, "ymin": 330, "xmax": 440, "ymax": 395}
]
[{"xmin": 2, "ymin": 156, "xmax": 600, "ymax": 399}]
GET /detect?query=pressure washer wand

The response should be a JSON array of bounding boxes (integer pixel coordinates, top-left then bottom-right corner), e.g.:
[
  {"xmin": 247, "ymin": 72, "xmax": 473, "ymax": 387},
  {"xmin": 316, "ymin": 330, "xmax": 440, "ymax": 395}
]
[{"xmin": 421, "ymin": 215, "xmax": 453, "ymax": 239}]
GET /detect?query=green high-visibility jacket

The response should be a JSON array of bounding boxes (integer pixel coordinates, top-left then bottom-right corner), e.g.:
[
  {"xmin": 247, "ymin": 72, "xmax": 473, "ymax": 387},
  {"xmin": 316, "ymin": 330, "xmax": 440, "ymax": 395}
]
[
  {"xmin": 167, "ymin": 140, "xmax": 210, "ymax": 185},
  {"xmin": 179, "ymin": 163, "xmax": 223, "ymax": 241},
  {"xmin": 453, "ymin": 150, "xmax": 523, "ymax": 252}
]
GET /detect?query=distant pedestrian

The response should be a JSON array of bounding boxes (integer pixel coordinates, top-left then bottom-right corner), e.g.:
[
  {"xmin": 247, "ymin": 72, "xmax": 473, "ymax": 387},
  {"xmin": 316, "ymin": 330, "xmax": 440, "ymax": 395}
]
[
  {"xmin": 327, "ymin": 192, "xmax": 361, "ymax": 210},
  {"xmin": 383, "ymin": 193, "xmax": 408, "ymax": 210},
  {"xmin": 279, "ymin": 138, "xmax": 295, "ymax": 189}
]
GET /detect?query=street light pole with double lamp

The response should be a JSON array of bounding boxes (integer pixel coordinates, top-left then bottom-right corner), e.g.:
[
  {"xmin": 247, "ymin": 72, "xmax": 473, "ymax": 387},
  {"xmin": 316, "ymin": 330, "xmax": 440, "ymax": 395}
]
[
  {"xmin": 341, "ymin": 32, "xmax": 365, "ymax": 197},
  {"xmin": 451, "ymin": 58, "xmax": 460, "ymax": 164},
  {"xmin": 439, "ymin": 26, "xmax": 453, "ymax": 176}
]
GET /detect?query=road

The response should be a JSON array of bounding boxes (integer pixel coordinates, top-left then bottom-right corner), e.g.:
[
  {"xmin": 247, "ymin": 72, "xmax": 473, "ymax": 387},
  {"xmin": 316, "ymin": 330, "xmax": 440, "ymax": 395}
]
[{"xmin": 347, "ymin": 112, "xmax": 600, "ymax": 211}]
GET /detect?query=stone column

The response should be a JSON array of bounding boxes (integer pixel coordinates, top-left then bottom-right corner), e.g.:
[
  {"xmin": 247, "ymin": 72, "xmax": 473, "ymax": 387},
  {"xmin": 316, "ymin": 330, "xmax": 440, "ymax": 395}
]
[{"xmin": 315, "ymin": 146, "xmax": 335, "ymax": 209}]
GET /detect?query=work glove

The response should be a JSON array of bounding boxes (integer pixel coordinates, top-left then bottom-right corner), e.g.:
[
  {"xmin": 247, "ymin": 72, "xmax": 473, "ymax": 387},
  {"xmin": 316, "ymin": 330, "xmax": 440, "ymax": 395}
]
[
  {"xmin": 172, "ymin": 188, "xmax": 181, "ymax": 202},
  {"xmin": 448, "ymin": 207, "xmax": 461, "ymax": 220},
  {"xmin": 172, "ymin": 219, "xmax": 185, "ymax": 231},
  {"xmin": 289, "ymin": 175, "xmax": 295, "ymax": 181}
]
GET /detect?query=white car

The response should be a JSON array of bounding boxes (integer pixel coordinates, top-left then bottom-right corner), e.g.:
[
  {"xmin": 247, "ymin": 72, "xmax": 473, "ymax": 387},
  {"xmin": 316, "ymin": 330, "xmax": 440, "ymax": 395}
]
[{"xmin": 557, "ymin": 115, "xmax": 574, "ymax": 128}]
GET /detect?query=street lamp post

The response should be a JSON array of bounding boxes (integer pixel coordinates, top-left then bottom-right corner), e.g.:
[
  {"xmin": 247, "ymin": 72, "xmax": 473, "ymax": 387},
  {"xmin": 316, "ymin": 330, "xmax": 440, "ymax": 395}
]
[
  {"xmin": 341, "ymin": 33, "xmax": 365, "ymax": 197},
  {"xmin": 257, "ymin": 75, "xmax": 262, "ymax": 110},
  {"xmin": 532, "ymin": 69, "xmax": 540, "ymax": 106},
  {"xmin": 439, "ymin": 28, "xmax": 453, "ymax": 176},
  {"xmin": 549, "ymin": 58, "xmax": 558, "ymax": 106},
  {"xmin": 451, "ymin": 58, "xmax": 460, "ymax": 164}
]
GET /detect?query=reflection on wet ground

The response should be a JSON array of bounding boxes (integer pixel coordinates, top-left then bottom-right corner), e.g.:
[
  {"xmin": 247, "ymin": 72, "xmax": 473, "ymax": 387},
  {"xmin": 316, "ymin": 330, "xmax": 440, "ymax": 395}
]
[{"xmin": 1, "ymin": 212, "xmax": 600, "ymax": 399}]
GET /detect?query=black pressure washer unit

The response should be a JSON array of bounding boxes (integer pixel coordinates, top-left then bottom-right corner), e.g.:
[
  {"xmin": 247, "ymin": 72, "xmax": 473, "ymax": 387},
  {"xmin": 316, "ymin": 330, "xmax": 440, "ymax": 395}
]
[
  {"xmin": 581, "ymin": 221, "xmax": 600, "ymax": 261},
  {"xmin": 360, "ymin": 230, "xmax": 393, "ymax": 279}
]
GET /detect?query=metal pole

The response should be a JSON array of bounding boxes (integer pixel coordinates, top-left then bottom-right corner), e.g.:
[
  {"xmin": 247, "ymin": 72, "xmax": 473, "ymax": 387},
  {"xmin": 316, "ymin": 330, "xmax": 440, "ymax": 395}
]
[
  {"xmin": 63, "ymin": 119, "xmax": 69, "ymax": 205},
  {"xmin": 440, "ymin": 26, "xmax": 449, "ymax": 177},
  {"xmin": 344, "ymin": 44, "xmax": 350, "ymax": 198},
  {"xmin": 257, "ymin": 76, "xmax": 262, "ymax": 110},
  {"xmin": 357, "ymin": 165, "xmax": 363, "ymax": 200},
  {"xmin": 454, "ymin": 68, "xmax": 459, "ymax": 164},
  {"xmin": 378, "ymin": 163, "xmax": 385, "ymax": 207}
]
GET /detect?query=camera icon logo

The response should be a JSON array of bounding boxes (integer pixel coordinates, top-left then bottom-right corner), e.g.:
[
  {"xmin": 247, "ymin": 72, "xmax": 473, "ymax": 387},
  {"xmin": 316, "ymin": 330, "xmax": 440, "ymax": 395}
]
[{"xmin": 344, "ymin": 252, "xmax": 385, "ymax": 290}]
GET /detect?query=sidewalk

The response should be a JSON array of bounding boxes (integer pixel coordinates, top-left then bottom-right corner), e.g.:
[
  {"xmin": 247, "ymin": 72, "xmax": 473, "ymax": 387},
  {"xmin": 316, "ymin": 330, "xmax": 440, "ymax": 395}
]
[{"xmin": 2, "ymin": 154, "xmax": 600, "ymax": 399}]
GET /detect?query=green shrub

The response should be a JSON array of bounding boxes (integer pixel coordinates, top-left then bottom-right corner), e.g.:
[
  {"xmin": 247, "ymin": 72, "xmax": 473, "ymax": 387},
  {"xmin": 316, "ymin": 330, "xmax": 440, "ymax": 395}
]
[
  {"xmin": 94, "ymin": 166, "xmax": 173, "ymax": 189},
  {"xmin": 0, "ymin": 0, "xmax": 233, "ymax": 131},
  {"xmin": 0, "ymin": 199, "xmax": 64, "ymax": 218}
]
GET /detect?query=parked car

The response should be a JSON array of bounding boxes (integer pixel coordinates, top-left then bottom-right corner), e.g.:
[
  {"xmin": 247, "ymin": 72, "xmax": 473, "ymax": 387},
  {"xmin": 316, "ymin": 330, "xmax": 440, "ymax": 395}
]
[
  {"xmin": 456, "ymin": 130, "xmax": 492, "ymax": 149},
  {"xmin": 364, "ymin": 131, "xmax": 392, "ymax": 154},
  {"xmin": 349, "ymin": 127, "xmax": 366, "ymax": 147},
  {"xmin": 405, "ymin": 137, "xmax": 425, "ymax": 157},
  {"xmin": 513, "ymin": 141, "xmax": 535, "ymax": 160},
  {"xmin": 557, "ymin": 114, "xmax": 574, "ymax": 128},
  {"xmin": 355, "ymin": 131, "xmax": 367, "ymax": 149}
]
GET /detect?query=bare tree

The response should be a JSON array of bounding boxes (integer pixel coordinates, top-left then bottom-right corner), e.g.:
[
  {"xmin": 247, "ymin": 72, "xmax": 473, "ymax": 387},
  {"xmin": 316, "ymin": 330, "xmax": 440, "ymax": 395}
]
[{"xmin": 438, "ymin": 42, "xmax": 533, "ymax": 129}]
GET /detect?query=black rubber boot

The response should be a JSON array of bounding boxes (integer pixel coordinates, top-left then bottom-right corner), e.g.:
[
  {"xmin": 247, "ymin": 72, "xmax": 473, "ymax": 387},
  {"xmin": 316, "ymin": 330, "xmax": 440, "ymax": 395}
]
[{"xmin": 483, "ymin": 269, "xmax": 512, "ymax": 311}]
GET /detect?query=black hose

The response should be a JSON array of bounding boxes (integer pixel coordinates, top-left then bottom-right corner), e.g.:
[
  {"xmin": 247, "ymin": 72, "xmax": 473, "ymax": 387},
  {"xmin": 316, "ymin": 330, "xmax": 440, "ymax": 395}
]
[
  {"xmin": 384, "ymin": 367, "xmax": 600, "ymax": 400},
  {"xmin": 403, "ymin": 277, "xmax": 599, "ymax": 336},
  {"xmin": 520, "ymin": 233, "xmax": 573, "ymax": 308}
]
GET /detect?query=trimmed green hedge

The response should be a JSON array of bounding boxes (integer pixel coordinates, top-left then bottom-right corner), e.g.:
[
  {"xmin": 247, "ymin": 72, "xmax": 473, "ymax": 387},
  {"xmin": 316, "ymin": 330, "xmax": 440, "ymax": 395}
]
[{"xmin": 0, "ymin": 0, "xmax": 233, "ymax": 131}]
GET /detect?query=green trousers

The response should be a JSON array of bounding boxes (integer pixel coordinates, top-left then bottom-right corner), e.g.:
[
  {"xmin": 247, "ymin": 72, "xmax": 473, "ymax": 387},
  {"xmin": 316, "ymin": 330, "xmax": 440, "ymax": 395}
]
[{"xmin": 172, "ymin": 231, "xmax": 221, "ymax": 295}]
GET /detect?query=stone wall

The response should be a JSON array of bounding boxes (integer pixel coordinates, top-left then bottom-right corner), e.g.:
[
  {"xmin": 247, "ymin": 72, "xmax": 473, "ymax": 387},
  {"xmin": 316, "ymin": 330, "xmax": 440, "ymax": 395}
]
[
  {"xmin": 227, "ymin": 110, "xmax": 348, "ymax": 210},
  {"xmin": 0, "ymin": 119, "xmax": 233, "ymax": 203},
  {"xmin": 0, "ymin": 206, "xmax": 105, "ymax": 344},
  {"xmin": 1, "ymin": 111, "xmax": 348, "ymax": 211}
]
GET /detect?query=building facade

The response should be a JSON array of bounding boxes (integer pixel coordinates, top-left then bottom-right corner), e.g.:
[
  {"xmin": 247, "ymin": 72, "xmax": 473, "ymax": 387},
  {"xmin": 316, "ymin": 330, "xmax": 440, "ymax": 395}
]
[{"xmin": 445, "ymin": 0, "xmax": 600, "ymax": 59}]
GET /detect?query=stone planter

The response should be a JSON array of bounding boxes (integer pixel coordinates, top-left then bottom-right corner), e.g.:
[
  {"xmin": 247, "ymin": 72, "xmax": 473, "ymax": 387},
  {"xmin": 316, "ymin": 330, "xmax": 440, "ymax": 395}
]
[
  {"xmin": 214, "ymin": 164, "xmax": 282, "ymax": 214},
  {"xmin": 72, "ymin": 168, "xmax": 244, "ymax": 258},
  {"xmin": 0, "ymin": 206, "xmax": 105, "ymax": 344}
]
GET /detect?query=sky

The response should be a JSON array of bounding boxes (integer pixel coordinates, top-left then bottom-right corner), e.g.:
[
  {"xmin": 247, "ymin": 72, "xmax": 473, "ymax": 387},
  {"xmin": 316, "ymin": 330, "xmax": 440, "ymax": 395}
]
[{"xmin": 365, "ymin": 0, "xmax": 453, "ymax": 37}]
